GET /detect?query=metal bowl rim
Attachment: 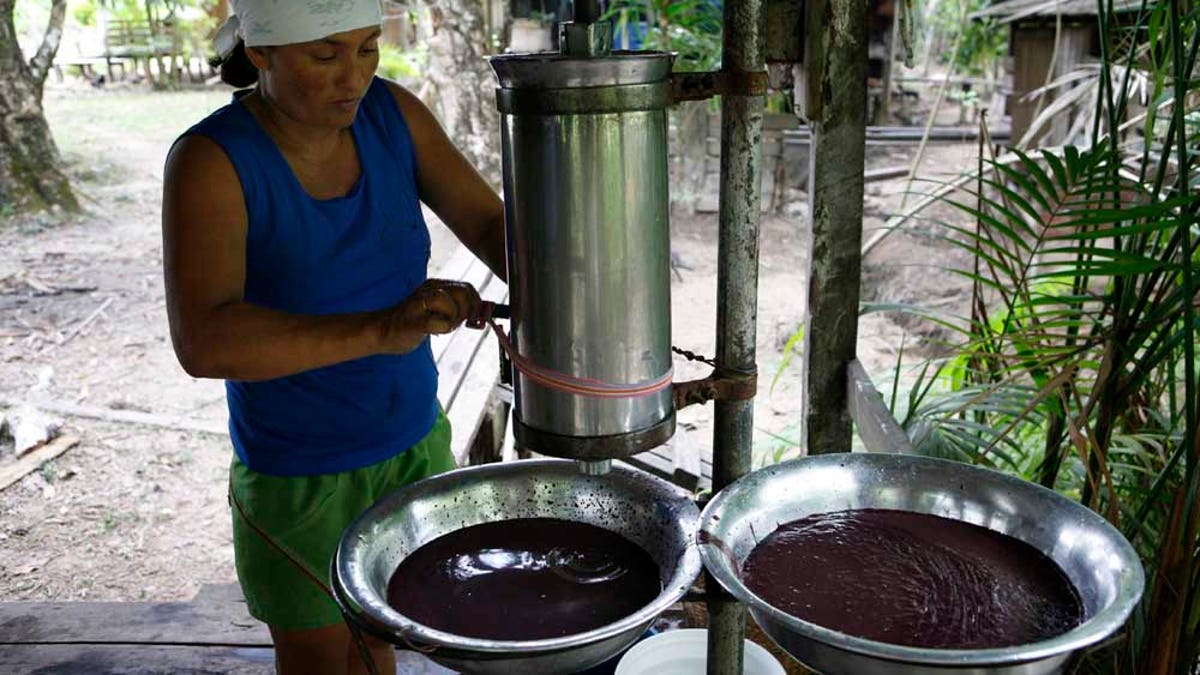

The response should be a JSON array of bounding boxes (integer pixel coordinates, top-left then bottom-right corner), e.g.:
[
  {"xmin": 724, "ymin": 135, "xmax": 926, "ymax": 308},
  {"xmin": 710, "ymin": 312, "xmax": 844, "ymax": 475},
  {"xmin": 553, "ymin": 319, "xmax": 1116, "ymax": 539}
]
[
  {"xmin": 488, "ymin": 51, "xmax": 675, "ymax": 88},
  {"xmin": 335, "ymin": 459, "xmax": 704, "ymax": 654},
  {"xmin": 489, "ymin": 50, "xmax": 674, "ymax": 65},
  {"xmin": 699, "ymin": 452, "xmax": 1145, "ymax": 667}
]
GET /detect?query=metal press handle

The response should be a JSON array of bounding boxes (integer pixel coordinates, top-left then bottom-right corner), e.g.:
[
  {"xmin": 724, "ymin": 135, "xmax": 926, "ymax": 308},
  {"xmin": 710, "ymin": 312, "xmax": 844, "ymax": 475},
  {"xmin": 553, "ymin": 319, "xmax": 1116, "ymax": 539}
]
[{"xmin": 466, "ymin": 301, "xmax": 510, "ymax": 329}]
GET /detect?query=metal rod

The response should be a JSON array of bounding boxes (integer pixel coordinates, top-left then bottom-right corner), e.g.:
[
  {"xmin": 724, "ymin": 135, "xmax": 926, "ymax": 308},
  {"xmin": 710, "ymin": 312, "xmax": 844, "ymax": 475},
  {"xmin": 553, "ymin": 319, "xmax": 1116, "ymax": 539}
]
[
  {"xmin": 707, "ymin": 0, "xmax": 765, "ymax": 671},
  {"xmin": 801, "ymin": 0, "xmax": 868, "ymax": 454}
]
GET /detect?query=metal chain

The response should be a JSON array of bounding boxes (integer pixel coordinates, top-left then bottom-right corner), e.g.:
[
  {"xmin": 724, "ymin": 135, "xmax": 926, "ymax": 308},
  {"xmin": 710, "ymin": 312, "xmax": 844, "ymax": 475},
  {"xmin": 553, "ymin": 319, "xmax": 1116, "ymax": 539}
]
[{"xmin": 671, "ymin": 345, "xmax": 718, "ymax": 369}]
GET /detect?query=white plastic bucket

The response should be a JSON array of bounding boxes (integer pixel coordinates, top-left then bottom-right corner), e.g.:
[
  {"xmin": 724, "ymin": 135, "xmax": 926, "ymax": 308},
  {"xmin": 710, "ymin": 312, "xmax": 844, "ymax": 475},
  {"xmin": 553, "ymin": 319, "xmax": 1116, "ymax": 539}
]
[{"xmin": 615, "ymin": 629, "xmax": 786, "ymax": 675}]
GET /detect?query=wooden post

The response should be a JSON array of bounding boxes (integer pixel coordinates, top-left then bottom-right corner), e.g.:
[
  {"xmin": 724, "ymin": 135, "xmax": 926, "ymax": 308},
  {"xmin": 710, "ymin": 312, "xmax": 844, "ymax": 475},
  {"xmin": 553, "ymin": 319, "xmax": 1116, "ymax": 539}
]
[
  {"xmin": 877, "ymin": 10, "xmax": 900, "ymax": 125},
  {"xmin": 801, "ymin": 0, "xmax": 868, "ymax": 455}
]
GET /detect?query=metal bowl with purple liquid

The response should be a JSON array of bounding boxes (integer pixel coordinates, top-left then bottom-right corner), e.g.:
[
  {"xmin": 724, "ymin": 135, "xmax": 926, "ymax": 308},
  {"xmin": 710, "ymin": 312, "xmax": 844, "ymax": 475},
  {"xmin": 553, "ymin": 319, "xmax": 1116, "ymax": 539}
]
[
  {"xmin": 699, "ymin": 453, "xmax": 1144, "ymax": 675},
  {"xmin": 333, "ymin": 459, "xmax": 702, "ymax": 675}
]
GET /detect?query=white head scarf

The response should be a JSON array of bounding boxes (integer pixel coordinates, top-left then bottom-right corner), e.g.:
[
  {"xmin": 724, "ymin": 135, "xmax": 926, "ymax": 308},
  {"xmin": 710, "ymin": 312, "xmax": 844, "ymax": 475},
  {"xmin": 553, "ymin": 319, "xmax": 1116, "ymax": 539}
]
[{"xmin": 214, "ymin": 0, "xmax": 382, "ymax": 60}]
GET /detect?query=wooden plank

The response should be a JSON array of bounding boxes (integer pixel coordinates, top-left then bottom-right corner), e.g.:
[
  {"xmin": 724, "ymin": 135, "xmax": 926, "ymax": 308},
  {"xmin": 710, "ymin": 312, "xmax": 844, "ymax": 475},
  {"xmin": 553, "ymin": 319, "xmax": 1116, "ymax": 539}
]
[
  {"xmin": 434, "ymin": 266, "xmax": 500, "ymax": 402},
  {"xmin": 0, "ymin": 644, "xmax": 276, "ymax": 674},
  {"xmin": 429, "ymin": 244, "xmax": 483, "ymax": 363},
  {"xmin": 847, "ymin": 359, "xmax": 914, "ymax": 454},
  {"xmin": 466, "ymin": 395, "xmax": 510, "ymax": 467},
  {"xmin": 0, "ymin": 436, "xmax": 80, "ymax": 492},
  {"xmin": 446, "ymin": 336, "xmax": 499, "ymax": 465},
  {"xmin": 1009, "ymin": 27, "xmax": 1055, "ymax": 146},
  {"xmin": 501, "ymin": 409, "xmax": 519, "ymax": 462},
  {"xmin": 188, "ymin": 583, "xmax": 244, "ymax": 610},
  {"xmin": 438, "ymin": 273, "xmax": 507, "ymax": 411},
  {"xmin": 0, "ymin": 398, "xmax": 227, "ymax": 437},
  {"xmin": 445, "ymin": 277, "xmax": 509, "ymax": 465},
  {"xmin": 864, "ymin": 165, "xmax": 910, "ymax": 183},
  {"xmin": 0, "ymin": 589, "xmax": 458, "ymax": 674},
  {"xmin": 429, "ymin": 281, "xmax": 481, "ymax": 364},
  {"xmin": 0, "ymin": 600, "xmax": 270, "ymax": 646},
  {"xmin": 1049, "ymin": 26, "xmax": 1091, "ymax": 144},
  {"xmin": 668, "ymin": 425, "xmax": 702, "ymax": 493},
  {"xmin": 0, "ymin": 643, "xmax": 457, "ymax": 675},
  {"xmin": 621, "ymin": 450, "xmax": 675, "ymax": 482},
  {"xmin": 430, "ymin": 265, "xmax": 493, "ymax": 368},
  {"xmin": 433, "ymin": 243, "xmax": 477, "ymax": 281},
  {"xmin": 624, "ymin": 432, "xmax": 704, "ymax": 493},
  {"xmin": 625, "ymin": 443, "xmax": 714, "ymax": 491}
]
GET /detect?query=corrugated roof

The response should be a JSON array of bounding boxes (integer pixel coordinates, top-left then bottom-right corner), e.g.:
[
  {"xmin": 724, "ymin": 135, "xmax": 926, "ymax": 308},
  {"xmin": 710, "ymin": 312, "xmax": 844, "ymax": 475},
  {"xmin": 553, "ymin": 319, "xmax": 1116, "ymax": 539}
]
[{"xmin": 971, "ymin": 0, "xmax": 1142, "ymax": 23}]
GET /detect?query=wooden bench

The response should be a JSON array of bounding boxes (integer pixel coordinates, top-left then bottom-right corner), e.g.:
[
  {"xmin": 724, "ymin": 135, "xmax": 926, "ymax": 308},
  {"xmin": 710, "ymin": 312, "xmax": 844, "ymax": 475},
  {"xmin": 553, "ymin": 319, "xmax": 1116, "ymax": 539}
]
[
  {"xmin": 622, "ymin": 425, "xmax": 713, "ymax": 493},
  {"xmin": 102, "ymin": 20, "xmax": 176, "ymax": 82},
  {"xmin": 51, "ymin": 35, "xmax": 129, "ymax": 84},
  {"xmin": 429, "ymin": 245, "xmax": 510, "ymax": 467},
  {"xmin": 0, "ymin": 583, "xmax": 454, "ymax": 674},
  {"xmin": 104, "ymin": 20, "xmax": 174, "ymax": 59},
  {"xmin": 52, "ymin": 55, "xmax": 116, "ymax": 83},
  {"xmin": 0, "ymin": 580, "xmax": 699, "ymax": 673}
]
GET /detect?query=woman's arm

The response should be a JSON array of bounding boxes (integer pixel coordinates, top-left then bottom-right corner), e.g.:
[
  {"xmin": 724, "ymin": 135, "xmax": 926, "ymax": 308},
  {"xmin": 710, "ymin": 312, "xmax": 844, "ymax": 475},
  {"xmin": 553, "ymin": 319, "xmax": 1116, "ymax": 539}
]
[
  {"xmin": 161, "ymin": 135, "xmax": 478, "ymax": 382},
  {"xmin": 387, "ymin": 82, "xmax": 508, "ymax": 282}
]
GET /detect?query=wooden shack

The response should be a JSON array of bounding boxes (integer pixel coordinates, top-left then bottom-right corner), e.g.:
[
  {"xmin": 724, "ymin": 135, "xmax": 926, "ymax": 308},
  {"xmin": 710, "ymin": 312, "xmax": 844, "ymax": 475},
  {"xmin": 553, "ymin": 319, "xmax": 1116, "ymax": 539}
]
[{"xmin": 973, "ymin": 0, "xmax": 1139, "ymax": 145}]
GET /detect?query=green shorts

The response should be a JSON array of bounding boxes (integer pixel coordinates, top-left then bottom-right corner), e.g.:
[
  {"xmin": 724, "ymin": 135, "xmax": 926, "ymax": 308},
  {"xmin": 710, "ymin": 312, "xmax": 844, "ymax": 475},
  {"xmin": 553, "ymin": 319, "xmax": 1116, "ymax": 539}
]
[{"xmin": 229, "ymin": 412, "xmax": 455, "ymax": 631}]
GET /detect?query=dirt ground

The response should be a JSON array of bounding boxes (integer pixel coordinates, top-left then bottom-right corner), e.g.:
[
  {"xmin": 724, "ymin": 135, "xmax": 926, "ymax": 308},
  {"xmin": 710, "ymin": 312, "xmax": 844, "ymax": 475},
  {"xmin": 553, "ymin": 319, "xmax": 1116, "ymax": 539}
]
[{"xmin": 0, "ymin": 79, "xmax": 977, "ymax": 604}]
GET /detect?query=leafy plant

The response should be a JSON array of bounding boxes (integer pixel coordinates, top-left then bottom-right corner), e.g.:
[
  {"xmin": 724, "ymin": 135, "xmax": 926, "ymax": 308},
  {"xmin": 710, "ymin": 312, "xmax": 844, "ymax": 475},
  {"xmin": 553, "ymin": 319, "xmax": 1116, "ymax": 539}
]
[
  {"xmin": 603, "ymin": 0, "xmax": 723, "ymax": 72},
  {"xmin": 377, "ymin": 43, "xmax": 427, "ymax": 84},
  {"xmin": 931, "ymin": 0, "xmax": 1006, "ymax": 78},
  {"xmin": 71, "ymin": 0, "xmax": 98, "ymax": 27},
  {"xmin": 875, "ymin": 0, "xmax": 1200, "ymax": 668}
]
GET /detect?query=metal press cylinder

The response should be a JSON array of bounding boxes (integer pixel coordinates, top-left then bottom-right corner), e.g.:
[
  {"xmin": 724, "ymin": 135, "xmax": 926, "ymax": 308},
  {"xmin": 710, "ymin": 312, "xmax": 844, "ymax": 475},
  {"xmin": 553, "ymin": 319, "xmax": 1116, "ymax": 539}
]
[{"xmin": 490, "ymin": 52, "xmax": 675, "ymax": 460}]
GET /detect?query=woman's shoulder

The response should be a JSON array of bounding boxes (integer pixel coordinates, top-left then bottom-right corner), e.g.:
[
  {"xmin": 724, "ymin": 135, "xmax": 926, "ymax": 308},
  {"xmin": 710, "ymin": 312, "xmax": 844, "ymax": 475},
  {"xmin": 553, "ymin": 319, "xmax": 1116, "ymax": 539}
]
[
  {"xmin": 166, "ymin": 98, "xmax": 252, "ymax": 188},
  {"xmin": 186, "ymin": 95, "xmax": 251, "ymax": 136},
  {"xmin": 364, "ymin": 77, "xmax": 442, "ymax": 144},
  {"xmin": 169, "ymin": 96, "xmax": 260, "ymax": 179},
  {"xmin": 163, "ymin": 133, "xmax": 240, "ymax": 197}
]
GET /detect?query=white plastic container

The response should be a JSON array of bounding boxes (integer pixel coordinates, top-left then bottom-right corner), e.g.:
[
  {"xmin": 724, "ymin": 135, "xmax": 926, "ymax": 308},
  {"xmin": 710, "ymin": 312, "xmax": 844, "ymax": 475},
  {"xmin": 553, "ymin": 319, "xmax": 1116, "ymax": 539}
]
[{"xmin": 615, "ymin": 629, "xmax": 786, "ymax": 675}]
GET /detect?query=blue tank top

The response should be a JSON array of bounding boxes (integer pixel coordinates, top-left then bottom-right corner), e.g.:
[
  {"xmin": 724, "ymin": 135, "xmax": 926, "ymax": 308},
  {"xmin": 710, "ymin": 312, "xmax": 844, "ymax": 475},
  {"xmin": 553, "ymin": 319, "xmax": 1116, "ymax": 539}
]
[{"xmin": 182, "ymin": 77, "xmax": 438, "ymax": 477}]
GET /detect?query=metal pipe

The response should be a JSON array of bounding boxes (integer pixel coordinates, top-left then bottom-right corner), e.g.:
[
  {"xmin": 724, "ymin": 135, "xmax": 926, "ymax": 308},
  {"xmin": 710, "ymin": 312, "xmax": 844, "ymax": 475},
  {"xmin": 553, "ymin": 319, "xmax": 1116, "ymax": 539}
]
[
  {"xmin": 707, "ymin": 0, "xmax": 765, "ymax": 671},
  {"xmin": 576, "ymin": 459, "xmax": 612, "ymax": 475}
]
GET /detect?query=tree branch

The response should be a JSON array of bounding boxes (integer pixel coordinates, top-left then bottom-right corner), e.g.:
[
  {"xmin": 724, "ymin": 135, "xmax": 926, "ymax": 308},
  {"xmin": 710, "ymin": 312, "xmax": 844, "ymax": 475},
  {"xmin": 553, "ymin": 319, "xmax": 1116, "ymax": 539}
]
[{"xmin": 28, "ymin": 0, "xmax": 67, "ymax": 88}]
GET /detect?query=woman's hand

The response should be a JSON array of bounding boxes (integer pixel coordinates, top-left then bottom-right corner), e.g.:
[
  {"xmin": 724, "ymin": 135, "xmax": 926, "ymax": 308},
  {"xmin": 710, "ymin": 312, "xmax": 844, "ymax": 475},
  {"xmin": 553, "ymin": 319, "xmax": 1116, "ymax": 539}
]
[{"xmin": 378, "ymin": 279, "xmax": 483, "ymax": 354}]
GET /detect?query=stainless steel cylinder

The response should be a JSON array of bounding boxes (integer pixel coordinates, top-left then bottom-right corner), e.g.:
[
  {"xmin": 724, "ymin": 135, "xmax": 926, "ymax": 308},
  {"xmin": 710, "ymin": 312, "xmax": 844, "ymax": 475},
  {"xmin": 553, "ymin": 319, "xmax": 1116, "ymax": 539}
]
[{"xmin": 491, "ymin": 52, "xmax": 675, "ymax": 460}]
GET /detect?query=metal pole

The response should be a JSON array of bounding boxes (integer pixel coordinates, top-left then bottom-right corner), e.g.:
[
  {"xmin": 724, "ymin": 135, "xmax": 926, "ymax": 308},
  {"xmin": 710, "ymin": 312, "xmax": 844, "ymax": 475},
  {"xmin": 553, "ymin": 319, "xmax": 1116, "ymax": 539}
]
[
  {"xmin": 707, "ymin": 0, "xmax": 765, "ymax": 672},
  {"xmin": 801, "ymin": 0, "xmax": 868, "ymax": 454}
]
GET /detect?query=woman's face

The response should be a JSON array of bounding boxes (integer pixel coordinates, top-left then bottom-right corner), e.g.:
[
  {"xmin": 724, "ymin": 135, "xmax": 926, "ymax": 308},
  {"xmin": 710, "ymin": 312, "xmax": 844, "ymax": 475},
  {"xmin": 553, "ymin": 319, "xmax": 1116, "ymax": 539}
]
[{"xmin": 248, "ymin": 25, "xmax": 381, "ymax": 129}]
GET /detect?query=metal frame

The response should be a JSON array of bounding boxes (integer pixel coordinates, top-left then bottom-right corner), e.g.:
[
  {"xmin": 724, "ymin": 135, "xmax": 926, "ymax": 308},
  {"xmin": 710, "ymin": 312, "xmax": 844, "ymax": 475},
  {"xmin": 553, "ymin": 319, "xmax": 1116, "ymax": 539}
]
[
  {"xmin": 513, "ymin": 414, "xmax": 676, "ymax": 461},
  {"xmin": 706, "ymin": 0, "xmax": 767, "ymax": 672},
  {"xmin": 704, "ymin": 0, "xmax": 869, "ymax": 670}
]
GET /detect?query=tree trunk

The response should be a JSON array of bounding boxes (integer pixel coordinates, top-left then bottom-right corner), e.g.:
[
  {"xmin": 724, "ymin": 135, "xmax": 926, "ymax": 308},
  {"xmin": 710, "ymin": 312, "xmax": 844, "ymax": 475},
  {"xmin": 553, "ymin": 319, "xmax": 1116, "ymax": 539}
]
[
  {"xmin": 0, "ymin": 0, "xmax": 77, "ymax": 214},
  {"xmin": 420, "ymin": 0, "xmax": 501, "ymax": 186}
]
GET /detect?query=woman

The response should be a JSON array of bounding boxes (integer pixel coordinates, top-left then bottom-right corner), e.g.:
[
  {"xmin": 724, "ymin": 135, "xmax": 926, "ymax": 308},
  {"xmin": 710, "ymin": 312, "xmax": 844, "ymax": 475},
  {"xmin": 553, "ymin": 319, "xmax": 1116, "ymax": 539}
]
[{"xmin": 161, "ymin": 1, "xmax": 506, "ymax": 673}]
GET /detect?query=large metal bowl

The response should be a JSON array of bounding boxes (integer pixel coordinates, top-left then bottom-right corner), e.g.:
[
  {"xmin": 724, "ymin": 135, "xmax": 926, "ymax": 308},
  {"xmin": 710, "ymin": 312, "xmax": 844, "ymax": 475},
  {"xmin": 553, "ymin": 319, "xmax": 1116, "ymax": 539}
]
[
  {"xmin": 333, "ymin": 459, "xmax": 702, "ymax": 675},
  {"xmin": 699, "ymin": 453, "xmax": 1144, "ymax": 675}
]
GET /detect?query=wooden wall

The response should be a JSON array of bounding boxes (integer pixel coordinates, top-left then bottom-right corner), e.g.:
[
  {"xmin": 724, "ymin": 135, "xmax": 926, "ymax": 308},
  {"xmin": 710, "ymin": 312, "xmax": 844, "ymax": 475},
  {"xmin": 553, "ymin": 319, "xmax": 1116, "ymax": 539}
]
[{"xmin": 1009, "ymin": 22, "xmax": 1094, "ymax": 146}]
